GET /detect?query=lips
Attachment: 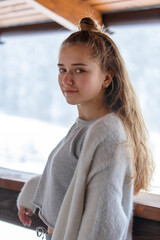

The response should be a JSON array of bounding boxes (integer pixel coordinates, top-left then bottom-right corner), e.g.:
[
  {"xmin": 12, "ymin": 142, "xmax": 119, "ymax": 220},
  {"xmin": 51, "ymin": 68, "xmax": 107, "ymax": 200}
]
[{"xmin": 63, "ymin": 88, "xmax": 78, "ymax": 95}]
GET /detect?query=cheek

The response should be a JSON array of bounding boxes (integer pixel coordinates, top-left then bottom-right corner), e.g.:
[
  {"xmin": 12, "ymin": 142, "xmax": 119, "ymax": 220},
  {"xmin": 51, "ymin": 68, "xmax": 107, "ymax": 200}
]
[
  {"xmin": 58, "ymin": 76, "xmax": 63, "ymax": 92},
  {"xmin": 58, "ymin": 75, "xmax": 62, "ymax": 86},
  {"xmin": 81, "ymin": 77, "xmax": 98, "ymax": 91}
]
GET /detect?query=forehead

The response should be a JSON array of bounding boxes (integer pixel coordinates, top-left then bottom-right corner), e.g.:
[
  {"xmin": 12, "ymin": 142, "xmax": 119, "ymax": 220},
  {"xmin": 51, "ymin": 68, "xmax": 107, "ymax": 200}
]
[{"xmin": 59, "ymin": 45, "xmax": 94, "ymax": 63}]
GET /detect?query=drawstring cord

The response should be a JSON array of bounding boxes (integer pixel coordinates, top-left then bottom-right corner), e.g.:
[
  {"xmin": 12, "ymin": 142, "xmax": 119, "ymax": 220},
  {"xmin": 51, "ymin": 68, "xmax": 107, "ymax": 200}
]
[{"xmin": 36, "ymin": 227, "xmax": 47, "ymax": 239}]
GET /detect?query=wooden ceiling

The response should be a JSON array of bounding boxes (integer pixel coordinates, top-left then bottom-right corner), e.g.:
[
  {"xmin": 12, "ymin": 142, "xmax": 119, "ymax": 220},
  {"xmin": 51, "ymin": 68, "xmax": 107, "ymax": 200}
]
[{"xmin": 0, "ymin": 0, "xmax": 160, "ymax": 30}]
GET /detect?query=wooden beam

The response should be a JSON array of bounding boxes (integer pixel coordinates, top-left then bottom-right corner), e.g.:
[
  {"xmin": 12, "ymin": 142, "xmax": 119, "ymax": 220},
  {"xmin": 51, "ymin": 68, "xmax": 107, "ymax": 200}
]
[
  {"xmin": 27, "ymin": 0, "xmax": 102, "ymax": 31},
  {"xmin": 91, "ymin": 0, "xmax": 160, "ymax": 12},
  {"xmin": 103, "ymin": 7, "xmax": 160, "ymax": 26},
  {"xmin": 0, "ymin": 21, "xmax": 66, "ymax": 34}
]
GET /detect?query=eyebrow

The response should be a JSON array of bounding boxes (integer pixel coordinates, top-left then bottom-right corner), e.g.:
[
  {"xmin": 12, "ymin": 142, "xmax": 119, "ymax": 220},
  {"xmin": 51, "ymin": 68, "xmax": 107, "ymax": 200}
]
[{"xmin": 57, "ymin": 63, "xmax": 88, "ymax": 66}]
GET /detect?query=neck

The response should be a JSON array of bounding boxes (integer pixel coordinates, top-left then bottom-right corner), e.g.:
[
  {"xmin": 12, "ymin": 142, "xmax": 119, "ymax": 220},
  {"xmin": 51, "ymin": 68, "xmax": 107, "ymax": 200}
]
[{"xmin": 77, "ymin": 103, "xmax": 110, "ymax": 121}]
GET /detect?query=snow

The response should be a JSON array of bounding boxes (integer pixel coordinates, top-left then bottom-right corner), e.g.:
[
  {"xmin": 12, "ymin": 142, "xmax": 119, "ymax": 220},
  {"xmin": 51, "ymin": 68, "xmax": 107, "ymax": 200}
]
[
  {"xmin": 0, "ymin": 112, "xmax": 68, "ymax": 174},
  {"xmin": 0, "ymin": 221, "xmax": 38, "ymax": 240}
]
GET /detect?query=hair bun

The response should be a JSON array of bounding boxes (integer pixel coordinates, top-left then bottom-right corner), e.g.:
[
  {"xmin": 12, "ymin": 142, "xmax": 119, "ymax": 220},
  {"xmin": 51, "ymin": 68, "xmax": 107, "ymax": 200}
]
[{"xmin": 79, "ymin": 17, "xmax": 101, "ymax": 32}]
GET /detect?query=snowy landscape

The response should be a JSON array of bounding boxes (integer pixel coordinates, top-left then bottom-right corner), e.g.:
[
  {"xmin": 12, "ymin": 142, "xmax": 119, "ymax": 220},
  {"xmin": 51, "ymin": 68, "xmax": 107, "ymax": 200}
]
[{"xmin": 0, "ymin": 112, "xmax": 68, "ymax": 173}]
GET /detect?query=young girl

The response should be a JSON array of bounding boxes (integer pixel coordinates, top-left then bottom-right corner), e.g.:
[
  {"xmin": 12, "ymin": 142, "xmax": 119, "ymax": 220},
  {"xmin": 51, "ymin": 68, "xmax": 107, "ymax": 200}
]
[{"xmin": 17, "ymin": 17, "xmax": 154, "ymax": 240}]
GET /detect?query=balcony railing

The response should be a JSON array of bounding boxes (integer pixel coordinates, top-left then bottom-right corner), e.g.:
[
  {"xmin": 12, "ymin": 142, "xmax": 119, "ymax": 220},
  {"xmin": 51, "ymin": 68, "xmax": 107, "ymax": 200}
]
[{"xmin": 0, "ymin": 167, "xmax": 160, "ymax": 239}]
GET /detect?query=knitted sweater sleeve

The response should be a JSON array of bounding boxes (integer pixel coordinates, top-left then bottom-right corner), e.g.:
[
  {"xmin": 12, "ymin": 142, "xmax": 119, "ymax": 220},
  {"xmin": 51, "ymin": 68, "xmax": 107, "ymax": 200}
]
[
  {"xmin": 17, "ymin": 175, "xmax": 41, "ymax": 212},
  {"xmin": 77, "ymin": 139, "xmax": 133, "ymax": 240}
]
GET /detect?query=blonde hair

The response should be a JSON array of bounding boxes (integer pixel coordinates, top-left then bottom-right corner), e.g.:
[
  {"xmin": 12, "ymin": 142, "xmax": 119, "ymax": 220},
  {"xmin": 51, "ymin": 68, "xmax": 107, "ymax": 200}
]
[{"xmin": 61, "ymin": 17, "xmax": 154, "ymax": 195}]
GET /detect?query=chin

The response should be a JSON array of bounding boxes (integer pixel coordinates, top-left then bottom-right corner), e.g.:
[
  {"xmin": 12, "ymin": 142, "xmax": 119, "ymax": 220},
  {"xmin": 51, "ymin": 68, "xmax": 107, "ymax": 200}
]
[{"xmin": 65, "ymin": 99, "xmax": 77, "ymax": 105}]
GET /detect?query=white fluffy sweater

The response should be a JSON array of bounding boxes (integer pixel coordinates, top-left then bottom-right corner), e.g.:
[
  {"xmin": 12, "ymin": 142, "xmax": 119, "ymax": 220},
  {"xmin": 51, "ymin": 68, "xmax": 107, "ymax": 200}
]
[{"xmin": 17, "ymin": 113, "xmax": 133, "ymax": 240}]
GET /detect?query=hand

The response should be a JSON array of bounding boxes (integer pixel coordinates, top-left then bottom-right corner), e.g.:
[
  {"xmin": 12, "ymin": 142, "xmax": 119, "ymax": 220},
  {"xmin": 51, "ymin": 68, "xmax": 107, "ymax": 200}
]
[
  {"xmin": 18, "ymin": 206, "xmax": 33, "ymax": 227},
  {"xmin": 48, "ymin": 227, "xmax": 53, "ymax": 235}
]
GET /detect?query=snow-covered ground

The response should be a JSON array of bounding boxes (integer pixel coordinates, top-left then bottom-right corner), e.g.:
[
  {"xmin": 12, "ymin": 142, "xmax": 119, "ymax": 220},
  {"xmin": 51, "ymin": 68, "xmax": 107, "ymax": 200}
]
[
  {"xmin": 0, "ymin": 112, "xmax": 68, "ymax": 174},
  {"xmin": 0, "ymin": 221, "xmax": 38, "ymax": 240}
]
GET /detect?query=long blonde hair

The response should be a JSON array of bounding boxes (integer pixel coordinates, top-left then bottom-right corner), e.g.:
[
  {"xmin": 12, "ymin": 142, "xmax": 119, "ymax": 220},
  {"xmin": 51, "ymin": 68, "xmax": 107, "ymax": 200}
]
[{"xmin": 61, "ymin": 17, "xmax": 154, "ymax": 195}]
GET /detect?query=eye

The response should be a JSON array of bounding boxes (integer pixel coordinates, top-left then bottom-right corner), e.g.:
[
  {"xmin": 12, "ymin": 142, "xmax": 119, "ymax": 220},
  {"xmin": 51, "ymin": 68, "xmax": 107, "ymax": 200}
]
[
  {"xmin": 76, "ymin": 69, "xmax": 85, "ymax": 73},
  {"xmin": 59, "ymin": 68, "xmax": 66, "ymax": 73}
]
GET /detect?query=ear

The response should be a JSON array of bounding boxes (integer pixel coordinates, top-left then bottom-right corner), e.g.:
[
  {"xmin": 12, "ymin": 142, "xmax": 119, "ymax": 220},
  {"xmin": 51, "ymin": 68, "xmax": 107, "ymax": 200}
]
[{"xmin": 103, "ymin": 72, "xmax": 112, "ymax": 88}]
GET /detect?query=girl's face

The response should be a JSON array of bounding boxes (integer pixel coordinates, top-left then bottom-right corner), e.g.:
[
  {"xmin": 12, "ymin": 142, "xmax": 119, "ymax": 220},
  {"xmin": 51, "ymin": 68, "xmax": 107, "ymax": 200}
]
[{"xmin": 58, "ymin": 45, "xmax": 110, "ymax": 110}]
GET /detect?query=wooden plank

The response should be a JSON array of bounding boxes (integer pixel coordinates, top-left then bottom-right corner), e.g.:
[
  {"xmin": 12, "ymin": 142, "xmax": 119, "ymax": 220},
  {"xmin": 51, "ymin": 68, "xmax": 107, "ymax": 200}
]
[
  {"xmin": 0, "ymin": 0, "xmax": 51, "ymax": 27},
  {"xmin": 0, "ymin": 13, "xmax": 50, "ymax": 27},
  {"xmin": 0, "ymin": 8, "xmax": 39, "ymax": 20},
  {"xmin": 27, "ymin": 0, "xmax": 102, "ymax": 31},
  {"xmin": 134, "ymin": 192, "xmax": 160, "ymax": 208},
  {"xmin": 134, "ymin": 203, "xmax": 160, "ymax": 221},
  {"xmin": 134, "ymin": 192, "xmax": 160, "ymax": 221},
  {"xmin": 92, "ymin": 0, "xmax": 160, "ymax": 12},
  {"xmin": 0, "ymin": 2, "xmax": 32, "ymax": 14},
  {"xmin": 0, "ymin": 0, "xmax": 26, "ymax": 8}
]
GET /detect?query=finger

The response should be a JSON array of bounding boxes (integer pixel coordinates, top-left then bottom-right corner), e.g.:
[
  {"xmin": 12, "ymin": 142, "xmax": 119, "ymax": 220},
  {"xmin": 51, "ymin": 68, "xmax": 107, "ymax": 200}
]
[
  {"xmin": 27, "ymin": 209, "xmax": 33, "ymax": 217},
  {"xmin": 18, "ymin": 206, "xmax": 25, "ymax": 222},
  {"xmin": 18, "ymin": 206, "xmax": 32, "ymax": 227},
  {"xmin": 20, "ymin": 211, "xmax": 32, "ymax": 227}
]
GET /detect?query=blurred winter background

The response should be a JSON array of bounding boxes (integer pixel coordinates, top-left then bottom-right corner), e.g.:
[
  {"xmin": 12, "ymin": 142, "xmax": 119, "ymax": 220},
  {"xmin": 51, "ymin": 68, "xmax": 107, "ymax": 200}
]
[
  {"xmin": 0, "ymin": 24, "xmax": 160, "ymax": 190},
  {"xmin": 0, "ymin": 24, "xmax": 160, "ymax": 238}
]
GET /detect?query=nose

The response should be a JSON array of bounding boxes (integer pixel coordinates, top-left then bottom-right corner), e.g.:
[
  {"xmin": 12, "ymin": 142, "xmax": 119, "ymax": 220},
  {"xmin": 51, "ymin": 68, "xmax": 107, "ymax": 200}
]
[{"xmin": 62, "ymin": 72, "xmax": 74, "ymax": 86}]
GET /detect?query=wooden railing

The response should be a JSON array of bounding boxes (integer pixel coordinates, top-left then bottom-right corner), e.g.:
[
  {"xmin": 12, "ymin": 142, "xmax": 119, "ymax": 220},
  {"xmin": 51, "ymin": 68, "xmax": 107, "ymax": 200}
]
[{"xmin": 0, "ymin": 167, "xmax": 160, "ymax": 239}]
